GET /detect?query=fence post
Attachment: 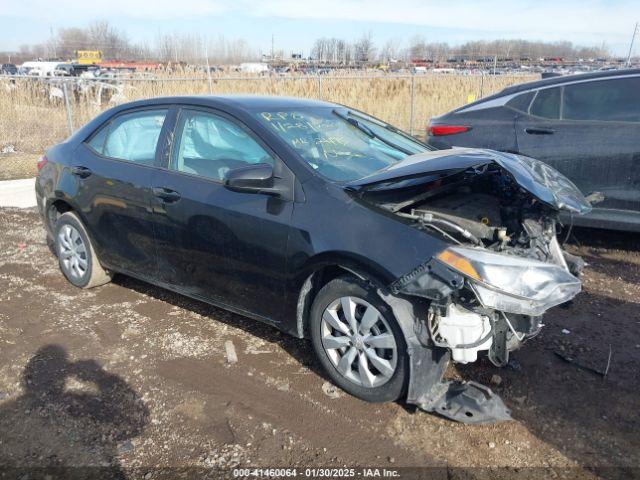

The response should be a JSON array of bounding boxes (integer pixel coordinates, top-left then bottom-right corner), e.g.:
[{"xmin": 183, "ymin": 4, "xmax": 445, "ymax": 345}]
[
  {"xmin": 480, "ymin": 72, "xmax": 485, "ymax": 98},
  {"xmin": 317, "ymin": 75, "xmax": 322, "ymax": 100},
  {"xmin": 62, "ymin": 82, "xmax": 74, "ymax": 135},
  {"xmin": 409, "ymin": 74, "xmax": 416, "ymax": 136},
  {"xmin": 204, "ymin": 41, "xmax": 213, "ymax": 95}
]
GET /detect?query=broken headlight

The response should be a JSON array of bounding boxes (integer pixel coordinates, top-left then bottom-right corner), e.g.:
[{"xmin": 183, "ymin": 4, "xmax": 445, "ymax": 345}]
[{"xmin": 436, "ymin": 246, "xmax": 581, "ymax": 316}]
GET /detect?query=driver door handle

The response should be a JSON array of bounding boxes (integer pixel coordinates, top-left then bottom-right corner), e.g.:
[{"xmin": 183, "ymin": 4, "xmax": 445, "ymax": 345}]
[
  {"xmin": 524, "ymin": 127, "xmax": 555, "ymax": 135},
  {"xmin": 152, "ymin": 187, "xmax": 181, "ymax": 203}
]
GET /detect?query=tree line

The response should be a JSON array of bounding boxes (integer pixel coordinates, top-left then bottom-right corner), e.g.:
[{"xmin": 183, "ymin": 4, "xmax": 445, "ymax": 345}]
[
  {"xmin": 3, "ymin": 21, "xmax": 612, "ymax": 66},
  {"xmin": 7, "ymin": 21, "xmax": 258, "ymax": 65},
  {"xmin": 313, "ymin": 34, "xmax": 611, "ymax": 63}
]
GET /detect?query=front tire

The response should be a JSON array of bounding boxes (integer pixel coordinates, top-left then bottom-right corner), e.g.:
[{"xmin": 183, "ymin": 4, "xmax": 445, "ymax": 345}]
[
  {"xmin": 54, "ymin": 212, "xmax": 112, "ymax": 289},
  {"xmin": 309, "ymin": 276, "xmax": 408, "ymax": 403}
]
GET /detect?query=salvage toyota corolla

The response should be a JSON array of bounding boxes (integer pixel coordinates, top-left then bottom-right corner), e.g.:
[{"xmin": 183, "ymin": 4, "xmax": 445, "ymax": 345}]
[{"xmin": 35, "ymin": 96, "xmax": 591, "ymax": 423}]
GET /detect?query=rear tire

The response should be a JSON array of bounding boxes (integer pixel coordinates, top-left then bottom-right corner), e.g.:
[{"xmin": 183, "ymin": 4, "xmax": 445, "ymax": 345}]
[
  {"xmin": 54, "ymin": 212, "xmax": 111, "ymax": 289},
  {"xmin": 309, "ymin": 276, "xmax": 408, "ymax": 403}
]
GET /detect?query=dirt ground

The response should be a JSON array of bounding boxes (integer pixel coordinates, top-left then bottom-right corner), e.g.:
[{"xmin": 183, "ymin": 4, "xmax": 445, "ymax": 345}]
[{"xmin": 0, "ymin": 207, "xmax": 638, "ymax": 479}]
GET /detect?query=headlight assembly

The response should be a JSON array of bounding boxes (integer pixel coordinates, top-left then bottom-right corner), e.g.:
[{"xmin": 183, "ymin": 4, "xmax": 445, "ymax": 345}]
[{"xmin": 436, "ymin": 246, "xmax": 581, "ymax": 316}]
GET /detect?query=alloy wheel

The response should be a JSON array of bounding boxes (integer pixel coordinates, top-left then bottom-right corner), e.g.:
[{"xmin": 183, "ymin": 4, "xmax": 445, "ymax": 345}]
[
  {"xmin": 320, "ymin": 296, "xmax": 398, "ymax": 388},
  {"xmin": 57, "ymin": 224, "xmax": 88, "ymax": 280}
]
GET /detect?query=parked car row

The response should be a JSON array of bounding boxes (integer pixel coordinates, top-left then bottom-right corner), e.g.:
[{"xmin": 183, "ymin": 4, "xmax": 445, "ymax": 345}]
[
  {"xmin": 0, "ymin": 61, "xmax": 97, "ymax": 77},
  {"xmin": 428, "ymin": 68, "xmax": 640, "ymax": 231}
]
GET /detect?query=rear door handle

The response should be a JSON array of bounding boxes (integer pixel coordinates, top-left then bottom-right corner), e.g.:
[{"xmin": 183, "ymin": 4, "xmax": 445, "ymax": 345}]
[
  {"xmin": 524, "ymin": 127, "xmax": 555, "ymax": 135},
  {"xmin": 152, "ymin": 187, "xmax": 181, "ymax": 203},
  {"xmin": 70, "ymin": 166, "xmax": 92, "ymax": 178}
]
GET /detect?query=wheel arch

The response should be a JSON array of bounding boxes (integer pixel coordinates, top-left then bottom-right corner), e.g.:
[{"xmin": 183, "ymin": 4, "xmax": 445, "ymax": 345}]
[
  {"xmin": 293, "ymin": 252, "xmax": 396, "ymax": 339},
  {"xmin": 46, "ymin": 199, "xmax": 75, "ymax": 233},
  {"xmin": 45, "ymin": 199, "xmax": 99, "ymax": 258}
]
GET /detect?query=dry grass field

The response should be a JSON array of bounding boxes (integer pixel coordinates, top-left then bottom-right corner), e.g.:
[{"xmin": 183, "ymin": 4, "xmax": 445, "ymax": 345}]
[{"xmin": 0, "ymin": 73, "xmax": 537, "ymax": 179}]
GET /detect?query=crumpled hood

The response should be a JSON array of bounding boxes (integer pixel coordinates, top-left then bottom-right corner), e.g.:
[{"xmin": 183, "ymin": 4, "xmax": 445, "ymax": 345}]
[{"xmin": 346, "ymin": 148, "xmax": 592, "ymax": 215}]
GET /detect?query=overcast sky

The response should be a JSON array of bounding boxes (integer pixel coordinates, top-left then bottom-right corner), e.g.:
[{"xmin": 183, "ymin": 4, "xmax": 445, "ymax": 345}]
[{"xmin": 0, "ymin": 0, "xmax": 637, "ymax": 56}]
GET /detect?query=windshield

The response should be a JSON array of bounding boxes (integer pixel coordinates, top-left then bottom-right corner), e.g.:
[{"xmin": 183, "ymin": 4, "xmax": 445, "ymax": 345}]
[{"xmin": 254, "ymin": 107, "xmax": 432, "ymax": 181}]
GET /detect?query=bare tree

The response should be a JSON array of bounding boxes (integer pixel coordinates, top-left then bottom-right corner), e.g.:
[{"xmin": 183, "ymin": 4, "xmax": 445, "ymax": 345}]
[
  {"xmin": 379, "ymin": 38, "xmax": 400, "ymax": 62},
  {"xmin": 408, "ymin": 35, "xmax": 428, "ymax": 60},
  {"xmin": 54, "ymin": 27, "xmax": 89, "ymax": 59},
  {"xmin": 353, "ymin": 32, "xmax": 375, "ymax": 63},
  {"xmin": 86, "ymin": 21, "xmax": 129, "ymax": 59}
]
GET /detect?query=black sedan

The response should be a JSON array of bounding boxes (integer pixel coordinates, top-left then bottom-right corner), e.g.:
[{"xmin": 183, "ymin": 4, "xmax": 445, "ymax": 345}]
[
  {"xmin": 36, "ymin": 96, "xmax": 591, "ymax": 423},
  {"xmin": 428, "ymin": 68, "xmax": 640, "ymax": 231}
]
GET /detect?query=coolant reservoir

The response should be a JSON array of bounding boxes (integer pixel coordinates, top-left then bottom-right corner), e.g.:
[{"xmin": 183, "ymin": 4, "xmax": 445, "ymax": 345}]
[{"xmin": 437, "ymin": 304, "xmax": 493, "ymax": 363}]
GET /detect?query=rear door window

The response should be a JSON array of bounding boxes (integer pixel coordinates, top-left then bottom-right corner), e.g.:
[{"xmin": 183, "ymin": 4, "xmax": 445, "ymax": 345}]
[
  {"xmin": 530, "ymin": 87, "xmax": 561, "ymax": 119},
  {"xmin": 87, "ymin": 109, "xmax": 168, "ymax": 165},
  {"xmin": 506, "ymin": 91, "xmax": 535, "ymax": 113},
  {"xmin": 563, "ymin": 78, "xmax": 640, "ymax": 122}
]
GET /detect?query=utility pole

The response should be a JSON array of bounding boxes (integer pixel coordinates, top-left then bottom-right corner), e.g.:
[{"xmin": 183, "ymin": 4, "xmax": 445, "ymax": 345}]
[
  {"xmin": 50, "ymin": 26, "xmax": 57, "ymax": 60},
  {"xmin": 626, "ymin": 21, "xmax": 638, "ymax": 67},
  {"xmin": 204, "ymin": 39, "xmax": 213, "ymax": 95},
  {"xmin": 173, "ymin": 34, "xmax": 178, "ymax": 64}
]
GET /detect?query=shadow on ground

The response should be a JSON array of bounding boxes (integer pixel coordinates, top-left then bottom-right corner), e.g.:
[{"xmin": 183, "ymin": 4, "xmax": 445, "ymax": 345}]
[{"xmin": 0, "ymin": 344, "xmax": 149, "ymax": 479}]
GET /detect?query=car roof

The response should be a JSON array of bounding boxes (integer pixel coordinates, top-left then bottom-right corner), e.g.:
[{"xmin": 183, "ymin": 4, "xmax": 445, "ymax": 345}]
[
  {"xmin": 68, "ymin": 95, "xmax": 343, "ymax": 151},
  {"xmin": 113, "ymin": 95, "xmax": 337, "ymax": 113},
  {"xmin": 459, "ymin": 68, "xmax": 640, "ymax": 111},
  {"xmin": 499, "ymin": 68, "xmax": 640, "ymax": 95}
]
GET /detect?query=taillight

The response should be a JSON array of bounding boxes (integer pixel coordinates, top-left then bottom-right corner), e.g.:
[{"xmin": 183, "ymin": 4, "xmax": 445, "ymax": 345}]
[
  {"xmin": 37, "ymin": 155, "xmax": 48, "ymax": 171},
  {"xmin": 428, "ymin": 125, "xmax": 470, "ymax": 136}
]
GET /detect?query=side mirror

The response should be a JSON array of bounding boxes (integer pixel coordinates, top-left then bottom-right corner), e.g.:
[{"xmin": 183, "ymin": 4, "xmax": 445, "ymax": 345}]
[{"xmin": 224, "ymin": 163, "xmax": 281, "ymax": 196}]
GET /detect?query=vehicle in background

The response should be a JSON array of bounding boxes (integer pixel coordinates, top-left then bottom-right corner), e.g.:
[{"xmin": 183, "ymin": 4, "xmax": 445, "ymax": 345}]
[
  {"xmin": 79, "ymin": 67, "xmax": 101, "ymax": 78},
  {"xmin": 239, "ymin": 62, "xmax": 269, "ymax": 74},
  {"xmin": 36, "ymin": 96, "xmax": 590, "ymax": 424},
  {"xmin": 53, "ymin": 63, "xmax": 96, "ymax": 77},
  {"xmin": 20, "ymin": 61, "xmax": 70, "ymax": 77},
  {"xmin": 428, "ymin": 69, "xmax": 640, "ymax": 231},
  {"xmin": 17, "ymin": 65, "xmax": 33, "ymax": 75},
  {"xmin": 0, "ymin": 63, "xmax": 17, "ymax": 75},
  {"xmin": 53, "ymin": 64, "xmax": 75, "ymax": 76}
]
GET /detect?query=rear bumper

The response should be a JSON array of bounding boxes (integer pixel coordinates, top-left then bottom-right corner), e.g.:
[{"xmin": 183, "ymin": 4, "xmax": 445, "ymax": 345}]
[{"xmin": 34, "ymin": 176, "xmax": 52, "ymax": 236}]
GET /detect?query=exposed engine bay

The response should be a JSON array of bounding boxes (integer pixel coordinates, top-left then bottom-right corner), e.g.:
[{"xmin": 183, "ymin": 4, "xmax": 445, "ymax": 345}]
[
  {"xmin": 385, "ymin": 163, "xmax": 579, "ymax": 265},
  {"xmin": 363, "ymin": 161, "xmax": 587, "ymax": 368}
]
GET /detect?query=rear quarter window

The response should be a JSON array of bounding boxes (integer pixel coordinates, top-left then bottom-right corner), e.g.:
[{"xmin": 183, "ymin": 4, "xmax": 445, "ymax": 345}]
[
  {"xmin": 530, "ymin": 87, "xmax": 561, "ymax": 119},
  {"xmin": 87, "ymin": 123, "xmax": 109, "ymax": 153}
]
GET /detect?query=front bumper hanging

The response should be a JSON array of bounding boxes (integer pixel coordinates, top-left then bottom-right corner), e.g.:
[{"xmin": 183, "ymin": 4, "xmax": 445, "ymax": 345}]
[
  {"xmin": 380, "ymin": 288, "xmax": 512, "ymax": 425},
  {"xmin": 406, "ymin": 345, "xmax": 512, "ymax": 424}
]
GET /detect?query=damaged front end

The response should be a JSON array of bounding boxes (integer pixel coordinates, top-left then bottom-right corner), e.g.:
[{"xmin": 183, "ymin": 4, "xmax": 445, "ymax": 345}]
[{"xmin": 352, "ymin": 149, "xmax": 591, "ymax": 424}]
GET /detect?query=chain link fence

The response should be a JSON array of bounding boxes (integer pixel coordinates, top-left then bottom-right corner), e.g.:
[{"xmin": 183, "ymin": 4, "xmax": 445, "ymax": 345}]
[{"xmin": 0, "ymin": 73, "xmax": 537, "ymax": 158}]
